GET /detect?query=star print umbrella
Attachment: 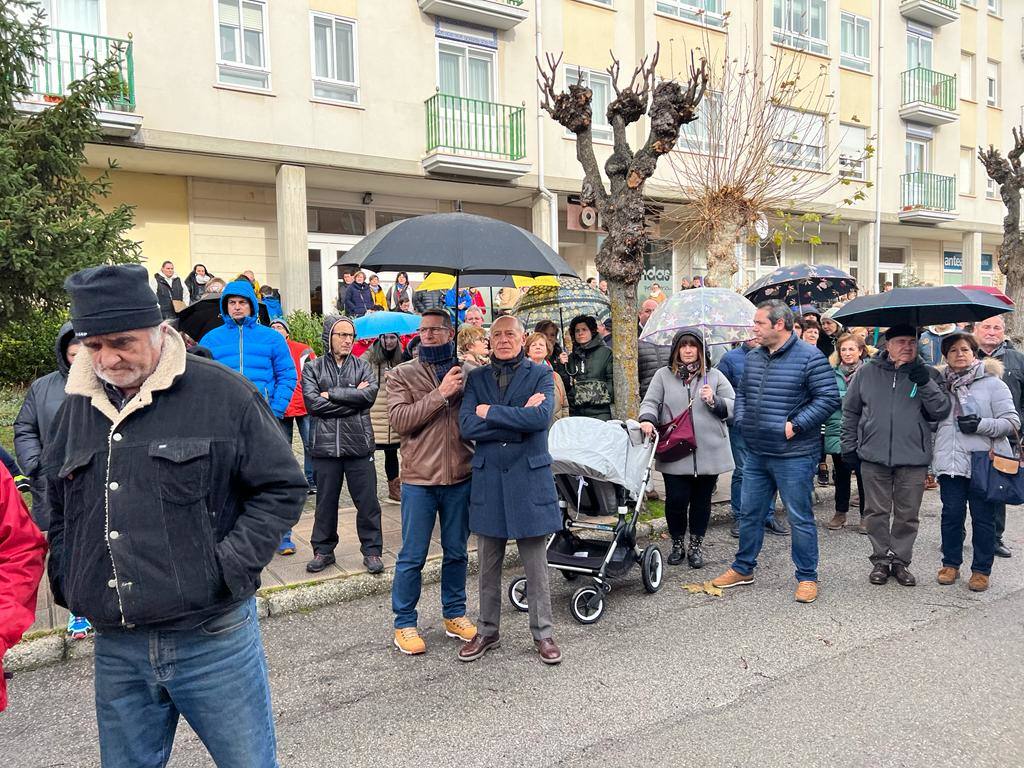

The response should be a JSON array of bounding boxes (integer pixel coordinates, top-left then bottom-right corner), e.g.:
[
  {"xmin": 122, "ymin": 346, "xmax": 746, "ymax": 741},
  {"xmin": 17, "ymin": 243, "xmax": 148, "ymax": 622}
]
[
  {"xmin": 639, "ymin": 287, "xmax": 757, "ymax": 347},
  {"xmin": 744, "ymin": 264, "xmax": 857, "ymax": 308}
]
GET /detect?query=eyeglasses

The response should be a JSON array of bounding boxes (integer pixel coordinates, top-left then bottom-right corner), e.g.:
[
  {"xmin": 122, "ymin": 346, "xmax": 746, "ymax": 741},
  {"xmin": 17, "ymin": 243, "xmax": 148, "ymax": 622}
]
[
  {"xmin": 331, "ymin": 332, "xmax": 355, "ymax": 340},
  {"xmin": 419, "ymin": 326, "xmax": 448, "ymax": 335}
]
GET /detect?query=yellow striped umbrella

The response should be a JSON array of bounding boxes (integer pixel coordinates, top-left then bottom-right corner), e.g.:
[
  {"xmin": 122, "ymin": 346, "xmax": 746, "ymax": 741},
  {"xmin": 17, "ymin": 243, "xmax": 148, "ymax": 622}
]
[{"xmin": 416, "ymin": 272, "xmax": 559, "ymax": 292}]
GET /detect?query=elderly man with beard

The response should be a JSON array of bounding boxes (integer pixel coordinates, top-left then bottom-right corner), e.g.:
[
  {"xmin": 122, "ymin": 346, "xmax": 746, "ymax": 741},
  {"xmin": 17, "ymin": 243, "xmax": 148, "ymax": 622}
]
[
  {"xmin": 458, "ymin": 315, "xmax": 563, "ymax": 665},
  {"xmin": 39, "ymin": 265, "xmax": 306, "ymax": 767}
]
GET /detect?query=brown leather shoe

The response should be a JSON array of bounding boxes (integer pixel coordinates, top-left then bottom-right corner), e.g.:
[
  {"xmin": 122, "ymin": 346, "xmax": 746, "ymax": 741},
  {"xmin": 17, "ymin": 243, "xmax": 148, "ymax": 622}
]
[
  {"xmin": 827, "ymin": 513, "xmax": 847, "ymax": 531},
  {"xmin": 387, "ymin": 478, "xmax": 402, "ymax": 502},
  {"xmin": 937, "ymin": 566, "xmax": 959, "ymax": 585},
  {"xmin": 458, "ymin": 632, "xmax": 500, "ymax": 662},
  {"xmin": 794, "ymin": 581, "xmax": 818, "ymax": 603},
  {"xmin": 968, "ymin": 572, "xmax": 989, "ymax": 592},
  {"xmin": 535, "ymin": 637, "xmax": 562, "ymax": 665},
  {"xmin": 924, "ymin": 473, "xmax": 938, "ymax": 490}
]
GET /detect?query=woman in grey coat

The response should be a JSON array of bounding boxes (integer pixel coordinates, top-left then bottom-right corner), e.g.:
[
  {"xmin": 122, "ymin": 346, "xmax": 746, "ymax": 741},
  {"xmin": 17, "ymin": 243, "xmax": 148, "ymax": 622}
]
[
  {"xmin": 639, "ymin": 329, "xmax": 735, "ymax": 568},
  {"xmin": 933, "ymin": 332, "xmax": 1020, "ymax": 593}
]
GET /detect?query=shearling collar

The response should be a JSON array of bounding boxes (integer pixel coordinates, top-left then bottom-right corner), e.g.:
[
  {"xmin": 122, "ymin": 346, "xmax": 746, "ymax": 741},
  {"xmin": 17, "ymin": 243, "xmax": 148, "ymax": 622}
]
[{"xmin": 65, "ymin": 325, "xmax": 188, "ymax": 427}]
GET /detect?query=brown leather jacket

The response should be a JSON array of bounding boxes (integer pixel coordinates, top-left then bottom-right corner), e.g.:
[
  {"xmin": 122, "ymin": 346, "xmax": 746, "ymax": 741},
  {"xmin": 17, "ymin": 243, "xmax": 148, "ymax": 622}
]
[{"xmin": 386, "ymin": 358, "xmax": 473, "ymax": 486}]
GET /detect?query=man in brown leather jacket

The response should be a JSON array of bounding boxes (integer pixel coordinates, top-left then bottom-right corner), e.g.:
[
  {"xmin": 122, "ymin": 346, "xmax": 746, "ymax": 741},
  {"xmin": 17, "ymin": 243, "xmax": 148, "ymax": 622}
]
[{"xmin": 387, "ymin": 309, "xmax": 477, "ymax": 655}]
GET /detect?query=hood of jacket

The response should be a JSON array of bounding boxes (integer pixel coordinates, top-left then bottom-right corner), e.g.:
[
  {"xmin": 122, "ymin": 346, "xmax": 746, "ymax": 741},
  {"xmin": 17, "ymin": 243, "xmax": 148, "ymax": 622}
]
[
  {"xmin": 364, "ymin": 336, "xmax": 403, "ymax": 367},
  {"xmin": 321, "ymin": 314, "xmax": 355, "ymax": 355},
  {"xmin": 219, "ymin": 280, "xmax": 259, "ymax": 326},
  {"xmin": 55, "ymin": 321, "xmax": 76, "ymax": 378}
]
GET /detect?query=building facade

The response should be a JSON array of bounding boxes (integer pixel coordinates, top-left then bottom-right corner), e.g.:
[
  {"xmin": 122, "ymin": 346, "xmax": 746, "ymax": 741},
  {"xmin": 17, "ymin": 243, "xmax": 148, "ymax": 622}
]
[{"xmin": 21, "ymin": 0, "xmax": 1023, "ymax": 311}]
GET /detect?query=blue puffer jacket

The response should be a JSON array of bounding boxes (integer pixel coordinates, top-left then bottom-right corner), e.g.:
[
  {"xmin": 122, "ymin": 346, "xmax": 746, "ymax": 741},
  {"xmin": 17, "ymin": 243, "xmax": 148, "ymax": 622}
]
[
  {"xmin": 202, "ymin": 280, "xmax": 296, "ymax": 417},
  {"xmin": 735, "ymin": 333, "xmax": 840, "ymax": 457}
]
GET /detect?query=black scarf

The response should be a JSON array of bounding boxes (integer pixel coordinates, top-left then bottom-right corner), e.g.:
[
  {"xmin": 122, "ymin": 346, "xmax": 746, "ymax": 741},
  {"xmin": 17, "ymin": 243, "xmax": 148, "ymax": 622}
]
[
  {"xmin": 419, "ymin": 340, "xmax": 457, "ymax": 382},
  {"xmin": 491, "ymin": 349, "xmax": 525, "ymax": 396}
]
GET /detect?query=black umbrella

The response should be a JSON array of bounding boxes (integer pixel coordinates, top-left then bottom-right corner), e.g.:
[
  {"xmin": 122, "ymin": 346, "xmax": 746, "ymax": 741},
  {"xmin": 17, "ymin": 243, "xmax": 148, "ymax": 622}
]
[
  {"xmin": 177, "ymin": 294, "xmax": 271, "ymax": 342},
  {"xmin": 744, "ymin": 263, "xmax": 857, "ymax": 308},
  {"xmin": 333, "ymin": 213, "xmax": 577, "ymax": 278},
  {"xmin": 831, "ymin": 286, "xmax": 1012, "ymax": 328}
]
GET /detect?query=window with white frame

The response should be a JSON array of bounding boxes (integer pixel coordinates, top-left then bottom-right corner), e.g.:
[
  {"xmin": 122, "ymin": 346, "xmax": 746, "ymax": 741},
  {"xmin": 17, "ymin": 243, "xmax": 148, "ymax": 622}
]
[
  {"xmin": 840, "ymin": 12, "xmax": 870, "ymax": 72},
  {"xmin": 35, "ymin": 0, "xmax": 101, "ymax": 32},
  {"xmin": 987, "ymin": 176, "xmax": 999, "ymax": 198},
  {"xmin": 310, "ymin": 13, "xmax": 358, "ymax": 104},
  {"xmin": 656, "ymin": 0, "xmax": 725, "ymax": 28},
  {"xmin": 773, "ymin": 0, "xmax": 828, "ymax": 56},
  {"xmin": 960, "ymin": 52, "xmax": 975, "ymax": 100},
  {"xmin": 216, "ymin": 0, "xmax": 270, "ymax": 90},
  {"xmin": 959, "ymin": 147, "xmax": 975, "ymax": 195},
  {"xmin": 772, "ymin": 107, "xmax": 826, "ymax": 170},
  {"xmin": 838, "ymin": 124, "xmax": 867, "ymax": 180},
  {"xmin": 566, "ymin": 65, "xmax": 612, "ymax": 142},
  {"xmin": 680, "ymin": 92, "xmax": 721, "ymax": 154},
  {"xmin": 988, "ymin": 0, "xmax": 1002, "ymax": 15},
  {"xmin": 986, "ymin": 60, "xmax": 1000, "ymax": 106}
]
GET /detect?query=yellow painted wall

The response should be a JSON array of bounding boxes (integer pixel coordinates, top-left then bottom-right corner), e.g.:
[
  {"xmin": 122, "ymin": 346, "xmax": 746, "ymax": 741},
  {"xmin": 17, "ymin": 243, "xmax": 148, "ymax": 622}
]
[
  {"xmin": 961, "ymin": 7, "xmax": 977, "ymax": 53},
  {"xmin": 100, "ymin": 172, "xmax": 190, "ymax": 273},
  {"xmin": 839, "ymin": 0, "xmax": 874, "ymax": 16},
  {"xmin": 654, "ymin": 16, "xmax": 725, "ymax": 81},
  {"xmin": 988, "ymin": 108, "xmax": 1003, "ymax": 147},
  {"xmin": 960, "ymin": 101, "xmax": 977, "ymax": 147},
  {"xmin": 311, "ymin": 0, "xmax": 357, "ymax": 17},
  {"xmin": 562, "ymin": 0, "xmax": 617, "ymax": 69},
  {"xmin": 839, "ymin": 70, "xmax": 871, "ymax": 125},
  {"xmin": 189, "ymin": 180, "xmax": 279, "ymax": 286},
  {"xmin": 987, "ymin": 15, "xmax": 1003, "ymax": 60}
]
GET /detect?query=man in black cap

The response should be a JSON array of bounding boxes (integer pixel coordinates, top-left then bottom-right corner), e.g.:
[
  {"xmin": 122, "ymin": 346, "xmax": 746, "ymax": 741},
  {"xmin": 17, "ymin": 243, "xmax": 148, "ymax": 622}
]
[
  {"xmin": 841, "ymin": 325, "xmax": 950, "ymax": 587},
  {"xmin": 39, "ymin": 264, "xmax": 306, "ymax": 767}
]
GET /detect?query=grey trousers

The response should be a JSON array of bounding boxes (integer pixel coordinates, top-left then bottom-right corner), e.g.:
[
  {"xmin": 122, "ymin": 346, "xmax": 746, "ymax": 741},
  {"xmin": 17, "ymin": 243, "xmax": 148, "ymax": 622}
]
[
  {"xmin": 861, "ymin": 462, "xmax": 927, "ymax": 566},
  {"xmin": 477, "ymin": 534, "xmax": 553, "ymax": 642}
]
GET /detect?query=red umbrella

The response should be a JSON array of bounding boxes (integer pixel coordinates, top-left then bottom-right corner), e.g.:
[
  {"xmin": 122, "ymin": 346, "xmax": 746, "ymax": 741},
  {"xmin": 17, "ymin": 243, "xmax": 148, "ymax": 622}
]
[{"xmin": 962, "ymin": 285, "xmax": 1014, "ymax": 306}]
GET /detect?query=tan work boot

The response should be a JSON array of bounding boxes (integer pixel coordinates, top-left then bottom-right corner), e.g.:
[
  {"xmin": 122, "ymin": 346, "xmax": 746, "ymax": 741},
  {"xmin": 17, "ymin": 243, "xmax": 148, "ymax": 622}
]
[
  {"xmin": 827, "ymin": 513, "xmax": 847, "ymax": 531},
  {"xmin": 795, "ymin": 581, "xmax": 818, "ymax": 603},
  {"xmin": 394, "ymin": 627, "xmax": 426, "ymax": 655},
  {"xmin": 968, "ymin": 572, "xmax": 989, "ymax": 592},
  {"xmin": 387, "ymin": 478, "xmax": 402, "ymax": 502},
  {"xmin": 711, "ymin": 568, "xmax": 754, "ymax": 589},
  {"xmin": 937, "ymin": 566, "xmax": 959, "ymax": 585},
  {"xmin": 443, "ymin": 616, "xmax": 477, "ymax": 642}
]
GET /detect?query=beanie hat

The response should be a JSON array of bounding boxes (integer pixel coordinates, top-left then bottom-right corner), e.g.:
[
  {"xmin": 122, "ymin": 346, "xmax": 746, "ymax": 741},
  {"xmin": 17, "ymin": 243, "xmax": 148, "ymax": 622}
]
[
  {"xmin": 65, "ymin": 264, "xmax": 163, "ymax": 338},
  {"xmin": 270, "ymin": 318, "xmax": 290, "ymax": 335},
  {"xmin": 884, "ymin": 324, "xmax": 918, "ymax": 341}
]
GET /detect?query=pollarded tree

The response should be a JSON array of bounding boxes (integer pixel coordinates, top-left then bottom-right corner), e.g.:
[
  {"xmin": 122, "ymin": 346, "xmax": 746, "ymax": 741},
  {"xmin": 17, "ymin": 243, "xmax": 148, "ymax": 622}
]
[
  {"xmin": 0, "ymin": 0, "xmax": 140, "ymax": 325},
  {"xmin": 979, "ymin": 129, "xmax": 1024, "ymax": 343},
  {"xmin": 538, "ymin": 46, "xmax": 708, "ymax": 419}
]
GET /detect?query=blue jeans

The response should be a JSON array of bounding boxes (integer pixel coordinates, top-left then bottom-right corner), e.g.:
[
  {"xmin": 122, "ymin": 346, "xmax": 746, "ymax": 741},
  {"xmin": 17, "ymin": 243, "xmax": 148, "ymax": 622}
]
[
  {"xmin": 733, "ymin": 452, "xmax": 819, "ymax": 582},
  {"xmin": 939, "ymin": 474, "xmax": 996, "ymax": 576},
  {"xmin": 392, "ymin": 481, "xmax": 471, "ymax": 629},
  {"xmin": 729, "ymin": 428, "xmax": 776, "ymax": 522},
  {"xmin": 93, "ymin": 599, "xmax": 277, "ymax": 768},
  {"xmin": 280, "ymin": 415, "xmax": 314, "ymax": 487}
]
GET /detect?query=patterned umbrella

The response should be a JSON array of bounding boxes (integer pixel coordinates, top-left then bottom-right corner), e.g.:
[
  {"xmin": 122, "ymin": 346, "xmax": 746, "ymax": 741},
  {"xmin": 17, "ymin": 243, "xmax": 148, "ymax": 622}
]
[
  {"xmin": 512, "ymin": 278, "xmax": 611, "ymax": 332},
  {"xmin": 744, "ymin": 264, "xmax": 857, "ymax": 308},
  {"xmin": 640, "ymin": 288, "xmax": 757, "ymax": 347}
]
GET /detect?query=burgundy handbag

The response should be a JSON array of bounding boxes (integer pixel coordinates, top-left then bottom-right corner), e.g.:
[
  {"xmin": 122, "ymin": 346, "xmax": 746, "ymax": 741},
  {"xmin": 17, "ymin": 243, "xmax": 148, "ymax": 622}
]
[{"xmin": 656, "ymin": 400, "xmax": 697, "ymax": 462}]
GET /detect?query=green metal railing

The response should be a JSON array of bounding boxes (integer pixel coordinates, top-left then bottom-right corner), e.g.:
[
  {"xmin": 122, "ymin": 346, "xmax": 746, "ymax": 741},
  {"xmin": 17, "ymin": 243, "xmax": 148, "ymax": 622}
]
[
  {"xmin": 425, "ymin": 92, "xmax": 526, "ymax": 161},
  {"xmin": 505, "ymin": 0, "xmax": 525, "ymax": 6},
  {"xmin": 925, "ymin": 0, "xmax": 957, "ymax": 9},
  {"xmin": 901, "ymin": 172, "xmax": 956, "ymax": 211},
  {"xmin": 900, "ymin": 67, "xmax": 956, "ymax": 112},
  {"xmin": 31, "ymin": 27, "xmax": 135, "ymax": 111}
]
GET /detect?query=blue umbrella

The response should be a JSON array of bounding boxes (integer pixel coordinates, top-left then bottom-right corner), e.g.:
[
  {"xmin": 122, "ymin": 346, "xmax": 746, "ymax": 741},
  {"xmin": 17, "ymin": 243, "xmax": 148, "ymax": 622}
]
[
  {"xmin": 744, "ymin": 263, "xmax": 857, "ymax": 308},
  {"xmin": 352, "ymin": 311, "xmax": 421, "ymax": 339}
]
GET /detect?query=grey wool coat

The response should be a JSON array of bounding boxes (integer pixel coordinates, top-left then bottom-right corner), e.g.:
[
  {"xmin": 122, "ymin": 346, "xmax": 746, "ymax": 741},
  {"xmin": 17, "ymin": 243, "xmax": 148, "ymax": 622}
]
[{"xmin": 639, "ymin": 367, "xmax": 736, "ymax": 476}]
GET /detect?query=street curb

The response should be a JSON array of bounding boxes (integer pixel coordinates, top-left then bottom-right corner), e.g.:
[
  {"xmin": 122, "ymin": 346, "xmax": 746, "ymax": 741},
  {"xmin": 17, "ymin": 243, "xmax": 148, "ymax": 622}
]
[{"xmin": 7, "ymin": 490, "xmax": 833, "ymax": 672}]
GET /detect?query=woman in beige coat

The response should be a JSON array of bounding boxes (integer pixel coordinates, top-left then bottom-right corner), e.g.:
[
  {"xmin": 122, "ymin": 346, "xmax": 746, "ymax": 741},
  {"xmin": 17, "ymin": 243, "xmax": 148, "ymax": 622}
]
[
  {"xmin": 526, "ymin": 332, "xmax": 570, "ymax": 423},
  {"xmin": 364, "ymin": 334, "xmax": 403, "ymax": 501}
]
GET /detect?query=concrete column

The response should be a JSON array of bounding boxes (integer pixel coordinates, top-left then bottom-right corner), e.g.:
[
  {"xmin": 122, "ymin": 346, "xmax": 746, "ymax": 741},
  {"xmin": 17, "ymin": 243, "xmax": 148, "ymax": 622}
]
[
  {"xmin": 275, "ymin": 164, "xmax": 309, "ymax": 314},
  {"xmin": 962, "ymin": 231, "xmax": 983, "ymax": 285},
  {"xmin": 856, "ymin": 222, "xmax": 878, "ymax": 294},
  {"xmin": 531, "ymin": 193, "xmax": 553, "ymax": 246}
]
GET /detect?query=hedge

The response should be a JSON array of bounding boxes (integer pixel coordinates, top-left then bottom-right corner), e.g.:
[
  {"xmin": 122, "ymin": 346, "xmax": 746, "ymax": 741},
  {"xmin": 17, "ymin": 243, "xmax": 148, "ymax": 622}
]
[{"xmin": 0, "ymin": 309, "xmax": 69, "ymax": 386}]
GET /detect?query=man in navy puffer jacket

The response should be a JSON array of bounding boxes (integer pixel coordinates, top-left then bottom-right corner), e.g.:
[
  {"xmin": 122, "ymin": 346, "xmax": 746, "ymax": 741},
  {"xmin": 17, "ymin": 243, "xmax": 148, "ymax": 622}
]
[
  {"xmin": 202, "ymin": 280, "xmax": 296, "ymax": 418},
  {"xmin": 712, "ymin": 300, "xmax": 839, "ymax": 604}
]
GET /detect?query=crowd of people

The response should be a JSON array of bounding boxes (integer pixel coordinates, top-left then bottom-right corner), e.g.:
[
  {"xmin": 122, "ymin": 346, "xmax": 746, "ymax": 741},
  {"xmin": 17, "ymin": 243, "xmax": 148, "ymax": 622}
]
[{"xmin": 0, "ymin": 262, "xmax": 1019, "ymax": 767}]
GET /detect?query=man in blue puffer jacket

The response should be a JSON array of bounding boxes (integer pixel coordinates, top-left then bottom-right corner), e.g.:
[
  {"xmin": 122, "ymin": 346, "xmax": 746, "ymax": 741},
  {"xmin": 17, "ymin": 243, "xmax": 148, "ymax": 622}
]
[
  {"xmin": 712, "ymin": 300, "xmax": 840, "ymax": 604},
  {"xmin": 202, "ymin": 280, "xmax": 296, "ymax": 418}
]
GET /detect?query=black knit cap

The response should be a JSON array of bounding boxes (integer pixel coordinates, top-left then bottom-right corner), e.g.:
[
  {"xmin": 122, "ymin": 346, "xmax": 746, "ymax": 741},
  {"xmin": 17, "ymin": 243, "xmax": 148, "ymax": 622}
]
[
  {"xmin": 884, "ymin": 324, "xmax": 918, "ymax": 341},
  {"xmin": 65, "ymin": 264, "xmax": 164, "ymax": 338}
]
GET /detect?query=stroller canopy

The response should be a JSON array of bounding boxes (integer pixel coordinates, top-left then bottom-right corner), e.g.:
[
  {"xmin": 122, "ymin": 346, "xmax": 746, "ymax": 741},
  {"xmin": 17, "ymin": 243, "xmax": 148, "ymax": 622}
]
[{"xmin": 548, "ymin": 418, "xmax": 652, "ymax": 500}]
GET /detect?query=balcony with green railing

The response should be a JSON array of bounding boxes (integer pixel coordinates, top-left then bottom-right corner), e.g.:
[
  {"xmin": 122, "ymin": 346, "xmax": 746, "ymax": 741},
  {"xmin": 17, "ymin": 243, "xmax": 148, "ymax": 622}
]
[
  {"xmin": 899, "ymin": 67, "xmax": 957, "ymax": 125},
  {"xmin": 422, "ymin": 92, "xmax": 529, "ymax": 180},
  {"xmin": 900, "ymin": 172, "xmax": 958, "ymax": 223},
  {"xmin": 30, "ymin": 27, "xmax": 135, "ymax": 112},
  {"xmin": 900, "ymin": 0, "xmax": 958, "ymax": 27},
  {"xmin": 416, "ymin": 0, "xmax": 528, "ymax": 30}
]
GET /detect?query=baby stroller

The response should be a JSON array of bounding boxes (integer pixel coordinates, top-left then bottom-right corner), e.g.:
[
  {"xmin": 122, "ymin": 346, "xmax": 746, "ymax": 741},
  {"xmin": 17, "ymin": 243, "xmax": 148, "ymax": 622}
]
[{"xmin": 508, "ymin": 417, "xmax": 663, "ymax": 624}]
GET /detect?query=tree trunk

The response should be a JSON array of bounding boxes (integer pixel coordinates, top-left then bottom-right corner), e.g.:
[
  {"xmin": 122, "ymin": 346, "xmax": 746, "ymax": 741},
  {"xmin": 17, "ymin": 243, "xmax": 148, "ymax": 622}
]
[
  {"xmin": 996, "ymin": 186, "xmax": 1024, "ymax": 345},
  {"xmin": 705, "ymin": 220, "xmax": 743, "ymax": 289},
  {"xmin": 606, "ymin": 278, "xmax": 639, "ymax": 420}
]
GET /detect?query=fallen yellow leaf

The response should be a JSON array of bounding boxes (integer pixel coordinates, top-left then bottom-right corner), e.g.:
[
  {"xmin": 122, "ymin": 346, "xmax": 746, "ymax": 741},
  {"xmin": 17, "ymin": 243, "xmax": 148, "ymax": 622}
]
[{"xmin": 682, "ymin": 581, "xmax": 723, "ymax": 597}]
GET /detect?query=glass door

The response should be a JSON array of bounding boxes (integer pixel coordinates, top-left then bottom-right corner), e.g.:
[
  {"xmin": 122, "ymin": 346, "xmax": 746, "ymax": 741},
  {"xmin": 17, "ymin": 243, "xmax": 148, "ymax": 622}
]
[
  {"xmin": 308, "ymin": 234, "xmax": 363, "ymax": 314},
  {"xmin": 437, "ymin": 43, "xmax": 496, "ymax": 154},
  {"xmin": 905, "ymin": 138, "xmax": 929, "ymax": 206},
  {"xmin": 906, "ymin": 32, "xmax": 933, "ymax": 69}
]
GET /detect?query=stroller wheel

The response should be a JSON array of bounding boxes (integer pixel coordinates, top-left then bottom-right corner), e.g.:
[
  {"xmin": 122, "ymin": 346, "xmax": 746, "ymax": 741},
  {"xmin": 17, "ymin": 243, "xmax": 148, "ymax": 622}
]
[
  {"xmin": 641, "ymin": 544, "xmax": 664, "ymax": 593},
  {"xmin": 508, "ymin": 577, "xmax": 529, "ymax": 612},
  {"xmin": 561, "ymin": 570, "xmax": 579, "ymax": 582},
  {"xmin": 570, "ymin": 586, "xmax": 605, "ymax": 624}
]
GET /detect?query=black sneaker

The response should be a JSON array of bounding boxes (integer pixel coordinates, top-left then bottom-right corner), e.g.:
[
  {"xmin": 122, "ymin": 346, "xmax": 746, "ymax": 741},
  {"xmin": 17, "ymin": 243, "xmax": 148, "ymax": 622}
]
[
  {"xmin": 667, "ymin": 538, "xmax": 686, "ymax": 566},
  {"xmin": 729, "ymin": 521, "xmax": 740, "ymax": 538},
  {"xmin": 305, "ymin": 553, "xmax": 336, "ymax": 573},
  {"xmin": 765, "ymin": 518, "xmax": 790, "ymax": 536},
  {"xmin": 364, "ymin": 554, "xmax": 385, "ymax": 574},
  {"xmin": 817, "ymin": 465, "xmax": 830, "ymax": 486},
  {"xmin": 687, "ymin": 536, "xmax": 705, "ymax": 569}
]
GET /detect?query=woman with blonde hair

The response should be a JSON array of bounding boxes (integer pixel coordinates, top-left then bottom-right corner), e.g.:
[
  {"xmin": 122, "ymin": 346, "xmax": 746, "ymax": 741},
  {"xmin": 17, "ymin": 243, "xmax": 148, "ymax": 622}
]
[
  {"xmin": 526, "ymin": 332, "xmax": 570, "ymax": 422},
  {"xmin": 457, "ymin": 324, "xmax": 489, "ymax": 365}
]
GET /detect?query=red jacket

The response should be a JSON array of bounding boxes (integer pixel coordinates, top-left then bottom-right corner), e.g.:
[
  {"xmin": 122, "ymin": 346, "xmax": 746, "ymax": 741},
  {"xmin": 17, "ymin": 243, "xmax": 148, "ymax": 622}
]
[
  {"xmin": 283, "ymin": 339, "xmax": 315, "ymax": 418},
  {"xmin": 0, "ymin": 465, "xmax": 47, "ymax": 712}
]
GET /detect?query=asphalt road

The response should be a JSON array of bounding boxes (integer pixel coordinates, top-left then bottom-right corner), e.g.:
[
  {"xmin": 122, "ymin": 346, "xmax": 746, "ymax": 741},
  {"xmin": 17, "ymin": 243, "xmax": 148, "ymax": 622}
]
[{"xmin": 3, "ymin": 490, "xmax": 1022, "ymax": 768}]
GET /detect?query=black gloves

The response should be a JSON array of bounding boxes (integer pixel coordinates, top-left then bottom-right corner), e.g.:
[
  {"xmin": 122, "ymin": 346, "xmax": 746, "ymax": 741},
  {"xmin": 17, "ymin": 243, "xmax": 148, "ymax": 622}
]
[
  {"xmin": 842, "ymin": 452, "xmax": 860, "ymax": 471},
  {"xmin": 906, "ymin": 361, "xmax": 930, "ymax": 386},
  {"xmin": 957, "ymin": 414, "xmax": 982, "ymax": 434}
]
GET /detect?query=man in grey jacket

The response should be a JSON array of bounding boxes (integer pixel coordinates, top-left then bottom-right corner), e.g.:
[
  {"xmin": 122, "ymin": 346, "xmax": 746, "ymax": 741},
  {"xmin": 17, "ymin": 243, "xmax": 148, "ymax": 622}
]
[{"xmin": 841, "ymin": 325, "xmax": 951, "ymax": 586}]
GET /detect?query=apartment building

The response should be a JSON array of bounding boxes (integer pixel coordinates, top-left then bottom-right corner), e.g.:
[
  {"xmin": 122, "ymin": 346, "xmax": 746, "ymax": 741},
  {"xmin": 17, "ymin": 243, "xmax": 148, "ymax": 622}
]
[{"xmin": 19, "ymin": 0, "xmax": 1023, "ymax": 312}]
